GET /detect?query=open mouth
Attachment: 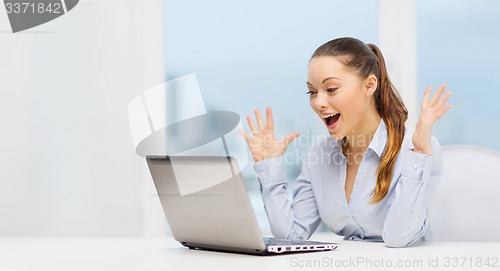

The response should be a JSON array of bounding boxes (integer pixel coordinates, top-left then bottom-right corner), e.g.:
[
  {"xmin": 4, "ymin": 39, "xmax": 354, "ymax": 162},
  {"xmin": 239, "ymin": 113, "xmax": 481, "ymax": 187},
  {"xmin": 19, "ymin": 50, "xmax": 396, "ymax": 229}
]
[{"xmin": 322, "ymin": 113, "xmax": 340, "ymax": 129}]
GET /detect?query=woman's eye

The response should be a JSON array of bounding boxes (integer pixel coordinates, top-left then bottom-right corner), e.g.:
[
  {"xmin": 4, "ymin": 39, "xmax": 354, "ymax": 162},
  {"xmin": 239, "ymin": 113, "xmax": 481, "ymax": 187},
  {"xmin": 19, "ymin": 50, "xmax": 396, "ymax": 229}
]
[{"xmin": 306, "ymin": 89, "xmax": 336, "ymax": 95}]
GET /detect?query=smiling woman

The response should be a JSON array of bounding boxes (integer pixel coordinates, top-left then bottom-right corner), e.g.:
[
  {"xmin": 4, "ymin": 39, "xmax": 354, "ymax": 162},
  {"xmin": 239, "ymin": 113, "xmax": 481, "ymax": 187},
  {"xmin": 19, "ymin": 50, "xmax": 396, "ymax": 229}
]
[
  {"xmin": 239, "ymin": 37, "xmax": 452, "ymax": 248},
  {"xmin": 307, "ymin": 39, "xmax": 411, "ymax": 205}
]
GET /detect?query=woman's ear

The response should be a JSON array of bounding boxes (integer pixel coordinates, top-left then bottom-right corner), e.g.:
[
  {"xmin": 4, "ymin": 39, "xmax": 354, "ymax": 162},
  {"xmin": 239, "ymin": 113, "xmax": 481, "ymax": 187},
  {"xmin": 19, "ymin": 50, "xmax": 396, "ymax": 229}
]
[{"xmin": 365, "ymin": 74, "xmax": 377, "ymax": 96}]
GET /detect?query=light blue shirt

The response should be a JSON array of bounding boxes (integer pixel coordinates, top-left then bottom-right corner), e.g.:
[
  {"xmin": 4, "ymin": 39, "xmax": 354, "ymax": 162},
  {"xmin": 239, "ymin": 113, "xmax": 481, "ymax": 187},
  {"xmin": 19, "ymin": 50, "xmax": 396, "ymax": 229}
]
[{"xmin": 253, "ymin": 119, "xmax": 442, "ymax": 247}]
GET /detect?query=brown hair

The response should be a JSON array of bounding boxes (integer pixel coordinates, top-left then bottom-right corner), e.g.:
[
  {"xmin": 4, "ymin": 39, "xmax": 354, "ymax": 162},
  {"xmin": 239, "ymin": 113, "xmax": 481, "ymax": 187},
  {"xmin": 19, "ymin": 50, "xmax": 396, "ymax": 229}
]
[{"xmin": 311, "ymin": 37, "xmax": 408, "ymax": 204}]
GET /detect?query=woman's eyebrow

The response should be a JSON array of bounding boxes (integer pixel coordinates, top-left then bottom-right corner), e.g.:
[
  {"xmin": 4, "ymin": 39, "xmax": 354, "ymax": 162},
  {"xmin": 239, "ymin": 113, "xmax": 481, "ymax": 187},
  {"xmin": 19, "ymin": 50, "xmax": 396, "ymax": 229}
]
[
  {"xmin": 306, "ymin": 77, "xmax": 341, "ymax": 86},
  {"xmin": 322, "ymin": 77, "xmax": 341, "ymax": 84}
]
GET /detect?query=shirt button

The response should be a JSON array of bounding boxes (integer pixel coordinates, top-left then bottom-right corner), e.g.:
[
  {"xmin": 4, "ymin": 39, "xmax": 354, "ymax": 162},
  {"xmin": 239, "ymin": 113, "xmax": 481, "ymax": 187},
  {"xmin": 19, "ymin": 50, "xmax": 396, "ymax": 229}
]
[{"xmin": 413, "ymin": 163, "xmax": 418, "ymax": 169}]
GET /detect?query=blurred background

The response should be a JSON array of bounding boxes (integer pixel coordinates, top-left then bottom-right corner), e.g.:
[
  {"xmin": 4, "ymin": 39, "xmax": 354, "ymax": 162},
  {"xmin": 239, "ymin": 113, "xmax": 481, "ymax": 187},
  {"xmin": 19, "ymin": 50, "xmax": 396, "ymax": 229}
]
[{"xmin": 0, "ymin": 0, "xmax": 498, "ymax": 237}]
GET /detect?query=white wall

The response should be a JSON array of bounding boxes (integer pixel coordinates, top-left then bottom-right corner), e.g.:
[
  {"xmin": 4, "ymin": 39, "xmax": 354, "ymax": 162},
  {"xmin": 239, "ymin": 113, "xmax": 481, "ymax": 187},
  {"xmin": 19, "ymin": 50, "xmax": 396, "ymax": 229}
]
[
  {"xmin": 378, "ymin": 0, "xmax": 418, "ymax": 128},
  {"xmin": 0, "ymin": 0, "xmax": 165, "ymax": 237}
]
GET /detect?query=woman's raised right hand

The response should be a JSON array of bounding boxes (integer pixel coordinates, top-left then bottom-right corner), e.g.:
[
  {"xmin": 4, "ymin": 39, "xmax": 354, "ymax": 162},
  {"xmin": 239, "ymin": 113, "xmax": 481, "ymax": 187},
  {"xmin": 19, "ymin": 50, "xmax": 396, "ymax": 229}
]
[{"xmin": 238, "ymin": 107, "xmax": 300, "ymax": 162}]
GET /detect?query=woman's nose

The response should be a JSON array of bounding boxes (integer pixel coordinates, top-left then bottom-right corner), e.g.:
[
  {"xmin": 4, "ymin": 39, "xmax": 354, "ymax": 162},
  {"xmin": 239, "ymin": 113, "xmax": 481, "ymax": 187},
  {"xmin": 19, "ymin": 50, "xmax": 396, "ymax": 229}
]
[{"xmin": 314, "ymin": 91, "xmax": 328, "ymax": 109}]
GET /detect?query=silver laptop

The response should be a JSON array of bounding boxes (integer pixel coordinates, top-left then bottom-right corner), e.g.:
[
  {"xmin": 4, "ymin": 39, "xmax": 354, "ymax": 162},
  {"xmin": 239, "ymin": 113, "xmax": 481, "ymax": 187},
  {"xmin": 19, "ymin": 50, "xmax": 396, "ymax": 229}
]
[{"xmin": 146, "ymin": 155, "xmax": 338, "ymax": 255}]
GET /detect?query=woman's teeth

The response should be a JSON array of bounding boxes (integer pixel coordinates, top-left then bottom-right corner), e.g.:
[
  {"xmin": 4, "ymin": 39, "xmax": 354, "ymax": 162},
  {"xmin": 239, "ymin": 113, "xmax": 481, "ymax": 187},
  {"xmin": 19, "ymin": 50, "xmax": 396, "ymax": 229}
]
[{"xmin": 321, "ymin": 113, "xmax": 340, "ymax": 119}]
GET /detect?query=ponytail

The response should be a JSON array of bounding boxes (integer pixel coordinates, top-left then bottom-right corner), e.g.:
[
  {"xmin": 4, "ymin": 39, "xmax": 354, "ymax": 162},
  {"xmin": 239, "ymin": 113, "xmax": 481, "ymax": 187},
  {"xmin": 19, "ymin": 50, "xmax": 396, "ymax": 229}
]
[
  {"xmin": 311, "ymin": 37, "xmax": 408, "ymax": 204},
  {"xmin": 366, "ymin": 44, "xmax": 408, "ymax": 204}
]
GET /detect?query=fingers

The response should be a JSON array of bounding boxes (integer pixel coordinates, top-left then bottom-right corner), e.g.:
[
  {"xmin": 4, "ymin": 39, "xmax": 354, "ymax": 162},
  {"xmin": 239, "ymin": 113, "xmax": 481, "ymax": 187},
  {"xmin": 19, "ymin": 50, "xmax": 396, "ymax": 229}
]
[
  {"xmin": 430, "ymin": 84, "xmax": 447, "ymax": 106},
  {"xmin": 282, "ymin": 133, "xmax": 300, "ymax": 146},
  {"xmin": 436, "ymin": 91, "xmax": 452, "ymax": 109},
  {"xmin": 255, "ymin": 109, "xmax": 265, "ymax": 130},
  {"xmin": 266, "ymin": 106, "xmax": 273, "ymax": 130},
  {"xmin": 437, "ymin": 104, "xmax": 452, "ymax": 118},
  {"xmin": 248, "ymin": 107, "xmax": 273, "ymax": 133},
  {"xmin": 246, "ymin": 115, "xmax": 258, "ymax": 134},
  {"xmin": 422, "ymin": 86, "xmax": 432, "ymax": 108}
]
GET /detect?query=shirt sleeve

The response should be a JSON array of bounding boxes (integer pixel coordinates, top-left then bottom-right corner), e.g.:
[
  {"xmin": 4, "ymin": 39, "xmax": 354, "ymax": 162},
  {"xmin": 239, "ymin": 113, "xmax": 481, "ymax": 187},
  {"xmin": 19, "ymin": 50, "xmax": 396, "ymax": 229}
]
[
  {"xmin": 382, "ymin": 136, "xmax": 442, "ymax": 247},
  {"xmin": 252, "ymin": 152, "xmax": 321, "ymax": 240}
]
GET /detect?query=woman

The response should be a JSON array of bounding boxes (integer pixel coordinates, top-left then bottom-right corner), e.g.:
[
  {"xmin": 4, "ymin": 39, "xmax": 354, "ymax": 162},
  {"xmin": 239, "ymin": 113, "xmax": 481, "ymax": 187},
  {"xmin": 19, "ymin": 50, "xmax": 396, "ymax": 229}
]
[{"xmin": 238, "ymin": 37, "xmax": 452, "ymax": 248}]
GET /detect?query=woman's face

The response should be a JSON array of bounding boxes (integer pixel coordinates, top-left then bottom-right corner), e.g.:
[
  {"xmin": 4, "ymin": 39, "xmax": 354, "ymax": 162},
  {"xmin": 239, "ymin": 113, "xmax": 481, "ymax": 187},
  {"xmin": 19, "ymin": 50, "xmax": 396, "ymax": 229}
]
[{"xmin": 307, "ymin": 56, "xmax": 376, "ymax": 140}]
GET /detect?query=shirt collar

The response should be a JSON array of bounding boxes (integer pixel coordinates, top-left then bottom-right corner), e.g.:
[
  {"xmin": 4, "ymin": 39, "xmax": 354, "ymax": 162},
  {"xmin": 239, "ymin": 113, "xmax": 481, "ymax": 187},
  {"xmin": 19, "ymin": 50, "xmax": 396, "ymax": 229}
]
[
  {"xmin": 328, "ymin": 118, "xmax": 387, "ymax": 158},
  {"xmin": 368, "ymin": 119, "xmax": 387, "ymax": 158}
]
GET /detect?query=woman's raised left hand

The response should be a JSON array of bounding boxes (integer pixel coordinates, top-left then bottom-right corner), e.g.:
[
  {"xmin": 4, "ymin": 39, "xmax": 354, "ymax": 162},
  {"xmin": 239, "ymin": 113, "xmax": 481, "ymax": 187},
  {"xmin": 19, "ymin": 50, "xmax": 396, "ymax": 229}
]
[{"xmin": 412, "ymin": 84, "xmax": 452, "ymax": 155}]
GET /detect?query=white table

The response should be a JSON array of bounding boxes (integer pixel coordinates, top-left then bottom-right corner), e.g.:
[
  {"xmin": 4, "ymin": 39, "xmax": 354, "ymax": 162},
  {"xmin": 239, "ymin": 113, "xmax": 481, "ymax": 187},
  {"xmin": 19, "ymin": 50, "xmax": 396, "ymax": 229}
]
[{"xmin": 1, "ymin": 233, "xmax": 499, "ymax": 271}]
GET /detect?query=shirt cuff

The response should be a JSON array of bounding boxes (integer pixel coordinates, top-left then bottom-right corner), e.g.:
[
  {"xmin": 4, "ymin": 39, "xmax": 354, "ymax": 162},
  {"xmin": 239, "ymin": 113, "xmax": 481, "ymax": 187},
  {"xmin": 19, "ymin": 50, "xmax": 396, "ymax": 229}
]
[
  {"xmin": 402, "ymin": 149, "xmax": 433, "ymax": 181},
  {"xmin": 252, "ymin": 156, "xmax": 286, "ymax": 185}
]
